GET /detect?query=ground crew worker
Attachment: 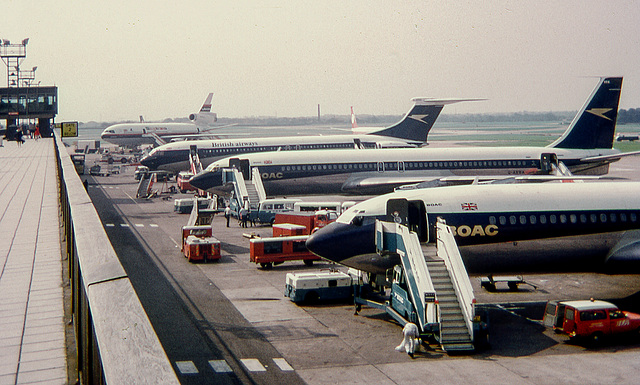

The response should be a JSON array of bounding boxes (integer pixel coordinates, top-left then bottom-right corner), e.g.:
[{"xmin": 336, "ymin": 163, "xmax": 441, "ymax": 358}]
[
  {"xmin": 224, "ymin": 206, "xmax": 231, "ymax": 227},
  {"xmin": 395, "ymin": 322, "xmax": 420, "ymax": 358}
]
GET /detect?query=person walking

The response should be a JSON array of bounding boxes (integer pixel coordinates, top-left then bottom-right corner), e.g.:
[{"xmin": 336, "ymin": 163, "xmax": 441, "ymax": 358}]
[{"xmin": 224, "ymin": 206, "xmax": 231, "ymax": 227}]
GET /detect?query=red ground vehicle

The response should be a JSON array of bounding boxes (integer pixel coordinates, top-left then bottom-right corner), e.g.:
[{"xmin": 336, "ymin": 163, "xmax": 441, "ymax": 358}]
[
  {"xmin": 249, "ymin": 235, "xmax": 319, "ymax": 269},
  {"xmin": 544, "ymin": 299, "xmax": 640, "ymax": 342},
  {"xmin": 176, "ymin": 171, "xmax": 195, "ymax": 193},
  {"xmin": 273, "ymin": 210, "xmax": 338, "ymax": 235},
  {"xmin": 180, "ymin": 225, "xmax": 221, "ymax": 262}
]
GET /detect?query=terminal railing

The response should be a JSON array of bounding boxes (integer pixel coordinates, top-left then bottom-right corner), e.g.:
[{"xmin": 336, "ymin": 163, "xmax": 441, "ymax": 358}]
[{"xmin": 54, "ymin": 134, "xmax": 179, "ymax": 385}]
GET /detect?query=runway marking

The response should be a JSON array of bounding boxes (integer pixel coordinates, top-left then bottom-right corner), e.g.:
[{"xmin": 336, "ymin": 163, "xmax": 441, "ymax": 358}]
[
  {"xmin": 149, "ymin": 224, "xmax": 159, "ymax": 228},
  {"xmin": 273, "ymin": 358, "xmax": 294, "ymax": 371},
  {"xmin": 209, "ymin": 360, "xmax": 232, "ymax": 373},
  {"xmin": 105, "ymin": 224, "xmax": 115, "ymax": 227},
  {"xmin": 241, "ymin": 358, "xmax": 266, "ymax": 372},
  {"xmin": 175, "ymin": 360, "xmax": 199, "ymax": 374},
  {"xmin": 135, "ymin": 223, "xmax": 144, "ymax": 227},
  {"xmin": 120, "ymin": 223, "xmax": 130, "ymax": 228}
]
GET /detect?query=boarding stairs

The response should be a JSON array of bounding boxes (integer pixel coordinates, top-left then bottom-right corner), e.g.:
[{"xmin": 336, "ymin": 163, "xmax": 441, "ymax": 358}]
[
  {"xmin": 224, "ymin": 167, "xmax": 267, "ymax": 211},
  {"xmin": 427, "ymin": 259, "xmax": 474, "ymax": 352},
  {"xmin": 189, "ymin": 146, "xmax": 204, "ymax": 175},
  {"xmin": 136, "ymin": 173, "xmax": 153, "ymax": 198},
  {"xmin": 376, "ymin": 218, "xmax": 476, "ymax": 352}
]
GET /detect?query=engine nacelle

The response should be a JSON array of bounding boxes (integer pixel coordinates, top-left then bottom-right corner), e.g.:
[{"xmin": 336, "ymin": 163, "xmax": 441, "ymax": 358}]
[{"xmin": 189, "ymin": 112, "xmax": 218, "ymax": 125}]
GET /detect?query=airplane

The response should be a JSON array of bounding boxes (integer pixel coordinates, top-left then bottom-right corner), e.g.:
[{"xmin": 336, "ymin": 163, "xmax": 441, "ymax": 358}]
[
  {"xmin": 100, "ymin": 93, "xmax": 220, "ymax": 147},
  {"xmin": 304, "ymin": 181, "xmax": 640, "ymax": 275},
  {"xmin": 189, "ymin": 77, "xmax": 634, "ymax": 196},
  {"xmin": 139, "ymin": 98, "xmax": 471, "ymax": 174}
]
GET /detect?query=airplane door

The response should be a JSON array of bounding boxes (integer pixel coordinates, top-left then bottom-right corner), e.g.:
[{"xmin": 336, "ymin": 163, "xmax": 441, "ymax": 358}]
[
  {"xmin": 398, "ymin": 161, "xmax": 405, "ymax": 173},
  {"xmin": 387, "ymin": 198, "xmax": 409, "ymax": 226},
  {"xmin": 190, "ymin": 145, "xmax": 198, "ymax": 158},
  {"xmin": 386, "ymin": 198, "xmax": 429, "ymax": 242},
  {"xmin": 540, "ymin": 153, "xmax": 558, "ymax": 173},
  {"xmin": 229, "ymin": 158, "xmax": 251, "ymax": 180},
  {"xmin": 377, "ymin": 162, "xmax": 384, "ymax": 173}
]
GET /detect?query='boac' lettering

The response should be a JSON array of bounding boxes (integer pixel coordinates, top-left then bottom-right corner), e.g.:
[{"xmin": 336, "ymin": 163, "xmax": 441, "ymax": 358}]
[
  {"xmin": 261, "ymin": 172, "xmax": 284, "ymax": 180},
  {"xmin": 449, "ymin": 224, "xmax": 498, "ymax": 237}
]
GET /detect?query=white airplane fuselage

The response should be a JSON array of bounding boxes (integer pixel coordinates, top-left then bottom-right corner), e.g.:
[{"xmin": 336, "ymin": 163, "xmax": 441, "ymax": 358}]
[
  {"xmin": 305, "ymin": 181, "xmax": 640, "ymax": 275},
  {"xmin": 100, "ymin": 122, "xmax": 200, "ymax": 147},
  {"xmin": 191, "ymin": 146, "xmax": 619, "ymax": 195}
]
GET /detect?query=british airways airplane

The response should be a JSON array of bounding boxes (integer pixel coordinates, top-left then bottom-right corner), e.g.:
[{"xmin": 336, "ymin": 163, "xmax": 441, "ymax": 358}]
[
  {"xmin": 139, "ymin": 98, "xmax": 467, "ymax": 173},
  {"xmin": 100, "ymin": 93, "xmax": 219, "ymax": 147},
  {"xmin": 190, "ymin": 77, "xmax": 632, "ymax": 195},
  {"xmin": 305, "ymin": 181, "xmax": 640, "ymax": 275}
]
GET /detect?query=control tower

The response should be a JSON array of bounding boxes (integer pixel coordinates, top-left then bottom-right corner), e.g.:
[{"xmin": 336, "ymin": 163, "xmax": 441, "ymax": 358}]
[{"xmin": 0, "ymin": 38, "xmax": 57, "ymax": 140}]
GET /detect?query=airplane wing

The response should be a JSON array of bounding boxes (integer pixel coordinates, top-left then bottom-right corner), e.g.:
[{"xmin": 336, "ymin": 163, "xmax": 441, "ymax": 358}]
[
  {"xmin": 342, "ymin": 174, "xmax": 624, "ymax": 193},
  {"xmin": 199, "ymin": 123, "xmax": 239, "ymax": 132},
  {"xmin": 580, "ymin": 150, "xmax": 640, "ymax": 163},
  {"xmin": 605, "ymin": 230, "xmax": 640, "ymax": 272}
]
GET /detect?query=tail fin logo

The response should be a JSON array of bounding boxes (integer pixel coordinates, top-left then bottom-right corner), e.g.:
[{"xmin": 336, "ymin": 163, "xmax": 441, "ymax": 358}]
[
  {"xmin": 586, "ymin": 108, "xmax": 613, "ymax": 121},
  {"xmin": 409, "ymin": 114, "xmax": 430, "ymax": 123}
]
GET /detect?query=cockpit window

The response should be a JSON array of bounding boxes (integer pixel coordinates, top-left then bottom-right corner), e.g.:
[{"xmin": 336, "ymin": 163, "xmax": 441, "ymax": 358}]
[
  {"xmin": 337, "ymin": 208, "xmax": 360, "ymax": 224},
  {"xmin": 206, "ymin": 163, "xmax": 221, "ymax": 172}
]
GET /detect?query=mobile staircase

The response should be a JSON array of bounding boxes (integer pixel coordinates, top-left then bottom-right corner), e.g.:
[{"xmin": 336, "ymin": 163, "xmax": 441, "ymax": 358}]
[
  {"xmin": 136, "ymin": 173, "xmax": 153, "ymax": 198},
  {"xmin": 223, "ymin": 167, "xmax": 267, "ymax": 212},
  {"xmin": 356, "ymin": 218, "xmax": 482, "ymax": 353}
]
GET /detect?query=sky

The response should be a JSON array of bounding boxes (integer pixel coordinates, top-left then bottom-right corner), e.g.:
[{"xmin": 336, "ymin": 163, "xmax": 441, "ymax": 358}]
[{"xmin": 4, "ymin": 1, "xmax": 640, "ymax": 122}]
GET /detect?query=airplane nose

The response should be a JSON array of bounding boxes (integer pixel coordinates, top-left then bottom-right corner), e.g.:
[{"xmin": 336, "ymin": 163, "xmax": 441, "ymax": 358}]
[
  {"xmin": 306, "ymin": 221, "xmax": 376, "ymax": 264},
  {"xmin": 139, "ymin": 155, "xmax": 156, "ymax": 170},
  {"xmin": 189, "ymin": 170, "xmax": 223, "ymax": 191}
]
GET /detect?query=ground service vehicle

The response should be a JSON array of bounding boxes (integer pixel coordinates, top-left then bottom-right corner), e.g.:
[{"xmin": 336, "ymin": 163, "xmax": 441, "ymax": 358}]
[
  {"xmin": 180, "ymin": 225, "xmax": 220, "ymax": 262},
  {"xmin": 273, "ymin": 210, "xmax": 338, "ymax": 234},
  {"xmin": 183, "ymin": 236, "xmax": 220, "ymax": 262},
  {"xmin": 174, "ymin": 197, "xmax": 212, "ymax": 214},
  {"xmin": 293, "ymin": 201, "xmax": 343, "ymax": 214},
  {"xmin": 251, "ymin": 198, "xmax": 301, "ymax": 225},
  {"xmin": 176, "ymin": 171, "xmax": 195, "ymax": 193},
  {"xmin": 249, "ymin": 235, "xmax": 320, "ymax": 269},
  {"xmin": 284, "ymin": 271, "xmax": 353, "ymax": 303},
  {"xmin": 134, "ymin": 166, "xmax": 149, "ymax": 180},
  {"xmin": 71, "ymin": 154, "xmax": 85, "ymax": 175},
  {"xmin": 544, "ymin": 299, "xmax": 640, "ymax": 342}
]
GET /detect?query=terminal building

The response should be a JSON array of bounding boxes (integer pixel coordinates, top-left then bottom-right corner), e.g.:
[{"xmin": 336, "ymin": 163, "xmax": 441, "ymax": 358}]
[
  {"xmin": 0, "ymin": 86, "xmax": 57, "ymax": 139},
  {"xmin": 0, "ymin": 38, "xmax": 57, "ymax": 140}
]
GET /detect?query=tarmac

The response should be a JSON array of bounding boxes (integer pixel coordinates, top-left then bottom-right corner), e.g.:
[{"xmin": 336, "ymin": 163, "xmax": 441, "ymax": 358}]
[{"xmin": 0, "ymin": 138, "xmax": 67, "ymax": 385}]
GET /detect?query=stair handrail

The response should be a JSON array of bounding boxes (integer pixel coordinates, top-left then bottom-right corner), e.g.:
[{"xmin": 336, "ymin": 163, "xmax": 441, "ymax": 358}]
[
  {"xmin": 435, "ymin": 217, "xmax": 475, "ymax": 340},
  {"xmin": 376, "ymin": 220, "xmax": 438, "ymax": 329},
  {"xmin": 251, "ymin": 167, "xmax": 267, "ymax": 202},
  {"xmin": 226, "ymin": 168, "xmax": 249, "ymax": 210}
]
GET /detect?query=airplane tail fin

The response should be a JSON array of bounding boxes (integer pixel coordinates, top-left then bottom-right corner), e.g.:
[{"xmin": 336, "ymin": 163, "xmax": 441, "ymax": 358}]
[
  {"xmin": 549, "ymin": 77, "xmax": 623, "ymax": 149},
  {"xmin": 351, "ymin": 106, "xmax": 358, "ymax": 129},
  {"xmin": 199, "ymin": 93, "xmax": 214, "ymax": 113},
  {"xmin": 370, "ymin": 98, "xmax": 484, "ymax": 143},
  {"xmin": 189, "ymin": 92, "xmax": 217, "ymax": 125}
]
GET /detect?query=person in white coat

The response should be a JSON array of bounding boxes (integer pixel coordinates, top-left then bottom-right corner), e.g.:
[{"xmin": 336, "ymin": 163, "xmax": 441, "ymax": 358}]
[{"xmin": 395, "ymin": 322, "xmax": 420, "ymax": 358}]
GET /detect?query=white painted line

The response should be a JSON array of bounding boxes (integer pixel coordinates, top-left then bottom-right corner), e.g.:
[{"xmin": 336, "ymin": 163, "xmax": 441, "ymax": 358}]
[
  {"xmin": 149, "ymin": 224, "xmax": 159, "ymax": 228},
  {"xmin": 273, "ymin": 358, "xmax": 294, "ymax": 371},
  {"xmin": 135, "ymin": 223, "xmax": 144, "ymax": 227},
  {"xmin": 105, "ymin": 224, "xmax": 115, "ymax": 227},
  {"xmin": 241, "ymin": 358, "xmax": 266, "ymax": 372},
  {"xmin": 209, "ymin": 360, "xmax": 232, "ymax": 373},
  {"xmin": 175, "ymin": 360, "xmax": 199, "ymax": 374},
  {"xmin": 120, "ymin": 223, "xmax": 130, "ymax": 227}
]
